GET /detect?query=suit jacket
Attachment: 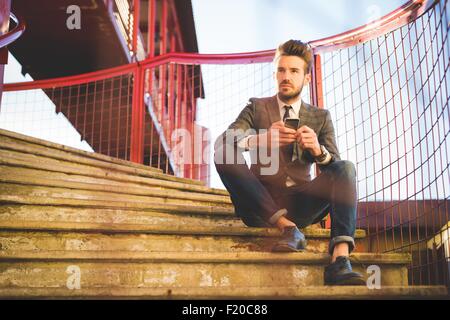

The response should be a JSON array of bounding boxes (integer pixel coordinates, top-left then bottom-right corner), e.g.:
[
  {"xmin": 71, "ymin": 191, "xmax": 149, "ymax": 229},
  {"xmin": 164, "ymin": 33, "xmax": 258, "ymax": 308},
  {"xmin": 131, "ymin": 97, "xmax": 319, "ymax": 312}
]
[{"xmin": 215, "ymin": 95, "xmax": 341, "ymax": 190}]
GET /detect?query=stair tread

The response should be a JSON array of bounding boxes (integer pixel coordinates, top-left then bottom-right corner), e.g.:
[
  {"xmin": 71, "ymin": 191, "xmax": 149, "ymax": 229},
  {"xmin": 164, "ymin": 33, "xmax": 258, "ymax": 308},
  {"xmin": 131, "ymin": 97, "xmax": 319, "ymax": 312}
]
[
  {"xmin": 0, "ymin": 128, "xmax": 165, "ymax": 174},
  {"xmin": 0, "ymin": 228, "xmax": 367, "ymax": 256},
  {"xmin": 0, "ymin": 129, "xmax": 230, "ymax": 193},
  {"xmin": 0, "ymin": 204, "xmax": 366, "ymax": 237},
  {"xmin": 0, "ymin": 204, "xmax": 240, "ymax": 227},
  {"xmin": 0, "ymin": 148, "xmax": 227, "ymax": 196},
  {"xmin": 0, "ymin": 166, "xmax": 232, "ymax": 204},
  {"xmin": 0, "ymin": 286, "xmax": 445, "ymax": 299},
  {"xmin": 0, "ymin": 183, "xmax": 234, "ymax": 213},
  {"xmin": 0, "ymin": 251, "xmax": 411, "ymax": 264},
  {"xmin": 0, "ymin": 227, "xmax": 366, "ymax": 238}
]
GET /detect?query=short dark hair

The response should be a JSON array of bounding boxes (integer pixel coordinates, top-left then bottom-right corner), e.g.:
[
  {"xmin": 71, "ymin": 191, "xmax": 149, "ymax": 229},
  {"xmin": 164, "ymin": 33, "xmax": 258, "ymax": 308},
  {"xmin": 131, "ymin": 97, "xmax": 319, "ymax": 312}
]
[{"xmin": 274, "ymin": 40, "xmax": 313, "ymax": 74}]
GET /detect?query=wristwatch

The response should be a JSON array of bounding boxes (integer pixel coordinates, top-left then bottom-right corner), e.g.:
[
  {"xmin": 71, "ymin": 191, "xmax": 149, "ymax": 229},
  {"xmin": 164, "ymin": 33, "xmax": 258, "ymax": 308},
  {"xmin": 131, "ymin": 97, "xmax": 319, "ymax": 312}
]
[{"xmin": 314, "ymin": 145, "xmax": 329, "ymax": 163}]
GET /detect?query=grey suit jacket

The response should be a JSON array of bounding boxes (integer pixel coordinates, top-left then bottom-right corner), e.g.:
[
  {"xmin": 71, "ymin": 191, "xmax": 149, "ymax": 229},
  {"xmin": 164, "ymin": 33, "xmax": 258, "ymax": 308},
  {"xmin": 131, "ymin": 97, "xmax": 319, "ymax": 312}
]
[{"xmin": 215, "ymin": 95, "xmax": 341, "ymax": 190}]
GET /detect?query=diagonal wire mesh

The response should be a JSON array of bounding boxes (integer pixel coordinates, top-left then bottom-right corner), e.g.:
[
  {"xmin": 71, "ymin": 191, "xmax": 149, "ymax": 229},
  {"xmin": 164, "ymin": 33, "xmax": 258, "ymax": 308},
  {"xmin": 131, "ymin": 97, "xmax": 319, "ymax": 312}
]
[{"xmin": 319, "ymin": 0, "xmax": 449, "ymax": 286}]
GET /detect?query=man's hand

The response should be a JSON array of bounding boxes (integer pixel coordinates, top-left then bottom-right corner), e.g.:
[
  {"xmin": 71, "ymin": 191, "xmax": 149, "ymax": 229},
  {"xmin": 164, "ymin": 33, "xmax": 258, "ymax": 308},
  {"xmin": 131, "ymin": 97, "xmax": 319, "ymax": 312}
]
[
  {"xmin": 296, "ymin": 125, "xmax": 321, "ymax": 156},
  {"xmin": 250, "ymin": 121, "xmax": 296, "ymax": 148}
]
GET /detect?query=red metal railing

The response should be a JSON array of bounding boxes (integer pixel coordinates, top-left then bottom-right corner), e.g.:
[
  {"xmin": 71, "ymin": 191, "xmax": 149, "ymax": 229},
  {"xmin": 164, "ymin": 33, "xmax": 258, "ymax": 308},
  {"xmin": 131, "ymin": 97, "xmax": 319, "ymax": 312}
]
[
  {"xmin": 0, "ymin": 13, "xmax": 25, "ymax": 49},
  {"xmin": 1, "ymin": 0, "xmax": 448, "ymax": 287}
]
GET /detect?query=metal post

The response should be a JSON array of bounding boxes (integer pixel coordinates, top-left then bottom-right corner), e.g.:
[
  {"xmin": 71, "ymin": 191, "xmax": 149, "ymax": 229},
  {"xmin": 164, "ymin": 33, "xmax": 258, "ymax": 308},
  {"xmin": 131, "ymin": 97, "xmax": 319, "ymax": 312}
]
[
  {"xmin": 132, "ymin": 0, "xmax": 140, "ymax": 61},
  {"xmin": 310, "ymin": 53, "xmax": 330, "ymax": 228},
  {"xmin": 147, "ymin": 0, "xmax": 156, "ymax": 58},
  {"xmin": 310, "ymin": 54, "xmax": 324, "ymax": 108},
  {"xmin": 130, "ymin": 67, "xmax": 144, "ymax": 163},
  {"xmin": 0, "ymin": 0, "xmax": 11, "ymax": 108}
]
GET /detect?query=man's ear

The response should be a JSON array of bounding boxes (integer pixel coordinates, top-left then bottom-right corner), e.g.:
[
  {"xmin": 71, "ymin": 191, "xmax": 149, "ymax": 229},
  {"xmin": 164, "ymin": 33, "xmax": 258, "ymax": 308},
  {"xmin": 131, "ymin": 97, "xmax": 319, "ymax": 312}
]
[{"xmin": 304, "ymin": 72, "xmax": 312, "ymax": 85}]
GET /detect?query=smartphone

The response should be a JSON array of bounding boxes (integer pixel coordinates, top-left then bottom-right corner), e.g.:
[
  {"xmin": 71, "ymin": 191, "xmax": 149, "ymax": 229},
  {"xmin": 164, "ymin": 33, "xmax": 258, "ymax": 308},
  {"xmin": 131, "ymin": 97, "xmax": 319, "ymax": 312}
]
[{"xmin": 284, "ymin": 118, "xmax": 300, "ymax": 130}]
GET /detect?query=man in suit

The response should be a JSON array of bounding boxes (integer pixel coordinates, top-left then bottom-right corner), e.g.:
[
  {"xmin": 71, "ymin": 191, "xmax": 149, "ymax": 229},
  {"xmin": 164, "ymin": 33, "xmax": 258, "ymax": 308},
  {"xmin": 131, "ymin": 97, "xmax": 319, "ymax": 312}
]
[{"xmin": 214, "ymin": 40, "xmax": 365, "ymax": 286}]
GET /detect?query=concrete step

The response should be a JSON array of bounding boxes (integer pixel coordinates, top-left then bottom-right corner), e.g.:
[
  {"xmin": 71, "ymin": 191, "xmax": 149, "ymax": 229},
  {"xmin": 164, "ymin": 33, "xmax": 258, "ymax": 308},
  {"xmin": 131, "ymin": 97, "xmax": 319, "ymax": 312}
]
[
  {"xmin": 0, "ymin": 128, "xmax": 165, "ymax": 174},
  {"xmin": 0, "ymin": 147, "xmax": 228, "ymax": 196},
  {"xmin": 0, "ymin": 183, "xmax": 234, "ymax": 213},
  {"xmin": 0, "ymin": 165, "xmax": 232, "ymax": 205},
  {"xmin": 0, "ymin": 129, "xmax": 228, "ymax": 195},
  {"xmin": 0, "ymin": 252, "xmax": 412, "ymax": 290},
  {"xmin": 0, "ymin": 285, "xmax": 446, "ymax": 299},
  {"xmin": 0, "ymin": 225, "xmax": 367, "ymax": 255},
  {"xmin": 0, "ymin": 205, "xmax": 241, "ymax": 229},
  {"xmin": 0, "ymin": 205, "xmax": 367, "ymax": 253}
]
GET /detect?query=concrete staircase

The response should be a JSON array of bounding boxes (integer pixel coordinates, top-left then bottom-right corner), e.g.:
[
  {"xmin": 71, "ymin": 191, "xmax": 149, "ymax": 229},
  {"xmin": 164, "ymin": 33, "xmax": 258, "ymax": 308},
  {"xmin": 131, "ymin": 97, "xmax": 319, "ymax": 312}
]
[{"xmin": 0, "ymin": 128, "xmax": 447, "ymax": 299}]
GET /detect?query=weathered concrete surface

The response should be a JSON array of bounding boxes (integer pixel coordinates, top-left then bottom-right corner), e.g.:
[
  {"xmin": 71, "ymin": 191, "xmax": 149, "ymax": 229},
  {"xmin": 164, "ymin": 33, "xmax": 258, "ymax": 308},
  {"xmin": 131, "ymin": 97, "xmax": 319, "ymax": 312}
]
[
  {"xmin": 0, "ymin": 183, "xmax": 234, "ymax": 213},
  {"xmin": 0, "ymin": 205, "xmax": 242, "ymax": 228},
  {"xmin": 0, "ymin": 128, "xmax": 164, "ymax": 174},
  {"xmin": 0, "ymin": 165, "xmax": 232, "ymax": 204},
  {"xmin": 0, "ymin": 253, "xmax": 410, "ymax": 290},
  {"xmin": 0, "ymin": 229, "xmax": 366, "ymax": 255},
  {"xmin": 0, "ymin": 205, "xmax": 365, "ymax": 235},
  {"xmin": 0, "ymin": 146, "xmax": 226, "ymax": 195},
  {"xmin": 0, "ymin": 286, "xmax": 447, "ymax": 299},
  {"xmin": 0, "ymin": 129, "xmax": 228, "ymax": 195}
]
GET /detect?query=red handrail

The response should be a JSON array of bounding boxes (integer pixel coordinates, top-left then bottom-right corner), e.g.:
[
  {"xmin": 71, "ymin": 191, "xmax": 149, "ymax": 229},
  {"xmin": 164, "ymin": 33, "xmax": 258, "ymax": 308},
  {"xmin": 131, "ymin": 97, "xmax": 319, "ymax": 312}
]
[
  {"xmin": 309, "ymin": 0, "xmax": 436, "ymax": 53},
  {"xmin": 0, "ymin": 13, "xmax": 25, "ymax": 49},
  {"xmin": 3, "ymin": 50, "xmax": 275, "ymax": 92},
  {"xmin": 4, "ymin": 62, "xmax": 138, "ymax": 91}
]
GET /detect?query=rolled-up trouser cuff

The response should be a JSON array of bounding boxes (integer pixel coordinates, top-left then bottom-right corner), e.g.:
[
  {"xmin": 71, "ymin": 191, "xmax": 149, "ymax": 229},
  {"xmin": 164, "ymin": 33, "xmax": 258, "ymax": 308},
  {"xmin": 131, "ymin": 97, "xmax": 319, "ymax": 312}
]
[
  {"xmin": 268, "ymin": 208, "xmax": 288, "ymax": 225},
  {"xmin": 329, "ymin": 236, "xmax": 355, "ymax": 255}
]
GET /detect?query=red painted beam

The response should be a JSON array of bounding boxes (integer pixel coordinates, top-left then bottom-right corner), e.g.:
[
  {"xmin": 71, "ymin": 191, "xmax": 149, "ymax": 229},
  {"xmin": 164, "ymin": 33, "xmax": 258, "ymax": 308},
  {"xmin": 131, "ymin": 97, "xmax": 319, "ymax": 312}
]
[
  {"xmin": 310, "ymin": 54, "xmax": 324, "ymax": 108},
  {"xmin": 147, "ymin": 0, "xmax": 156, "ymax": 58},
  {"xmin": 130, "ymin": 67, "xmax": 145, "ymax": 163},
  {"xmin": 132, "ymin": 0, "xmax": 140, "ymax": 61},
  {"xmin": 167, "ymin": 0, "xmax": 185, "ymax": 52},
  {"xmin": 4, "ymin": 62, "xmax": 136, "ymax": 91},
  {"xmin": 160, "ymin": 0, "xmax": 167, "ymax": 55},
  {"xmin": 0, "ymin": 0, "xmax": 11, "ymax": 108},
  {"xmin": 0, "ymin": 12, "xmax": 24, "ymax": 50}
]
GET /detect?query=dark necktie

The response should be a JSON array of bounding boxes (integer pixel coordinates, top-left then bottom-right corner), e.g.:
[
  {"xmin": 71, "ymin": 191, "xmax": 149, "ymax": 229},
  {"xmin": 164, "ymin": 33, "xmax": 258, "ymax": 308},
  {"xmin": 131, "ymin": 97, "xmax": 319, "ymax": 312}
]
[
  {"xmin": 281, "ymin": 105, "xmax": 294, "ymax": 162},
  {"xmin": 282, "ymin": 105, "xmax": 291, "ymax": 122}
]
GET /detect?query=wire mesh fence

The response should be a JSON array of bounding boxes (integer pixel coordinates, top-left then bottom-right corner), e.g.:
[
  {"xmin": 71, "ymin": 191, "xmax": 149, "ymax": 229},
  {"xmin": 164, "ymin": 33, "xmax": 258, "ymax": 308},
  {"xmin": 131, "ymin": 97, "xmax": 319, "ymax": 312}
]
[{"xmin": 317, "ymin": 0, "xmax": 449, "ymax": 286}]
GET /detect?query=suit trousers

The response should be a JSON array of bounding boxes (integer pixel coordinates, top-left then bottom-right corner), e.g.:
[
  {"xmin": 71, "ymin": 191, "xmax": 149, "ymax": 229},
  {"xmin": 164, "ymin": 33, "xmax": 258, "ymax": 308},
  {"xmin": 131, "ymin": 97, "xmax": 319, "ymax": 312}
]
[{"xmin": 214, "ymin": 145, "xmax": 357, "ymax": 255}]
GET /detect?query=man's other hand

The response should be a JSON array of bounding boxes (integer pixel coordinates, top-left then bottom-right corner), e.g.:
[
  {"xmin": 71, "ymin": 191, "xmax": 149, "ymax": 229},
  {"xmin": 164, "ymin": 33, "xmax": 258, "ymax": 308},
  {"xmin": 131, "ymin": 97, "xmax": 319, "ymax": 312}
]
[{"xmin": 296, "ymin": 125, "xmax": 321, "ymax": 156}]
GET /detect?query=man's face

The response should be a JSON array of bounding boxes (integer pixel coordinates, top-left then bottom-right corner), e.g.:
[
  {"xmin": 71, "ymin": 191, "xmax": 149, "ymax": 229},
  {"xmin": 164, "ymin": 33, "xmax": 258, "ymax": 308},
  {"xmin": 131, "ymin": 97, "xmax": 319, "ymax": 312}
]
[{"xmin": 275, "ymin": 55, "xmax": 311, "ymax": 102}]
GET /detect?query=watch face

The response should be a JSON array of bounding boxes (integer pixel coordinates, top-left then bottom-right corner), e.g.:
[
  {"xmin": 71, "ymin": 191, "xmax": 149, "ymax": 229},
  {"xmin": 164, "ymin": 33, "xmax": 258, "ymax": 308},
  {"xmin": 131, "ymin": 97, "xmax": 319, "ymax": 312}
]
[{"xmin": 315, "ymin": 146, "xmax": 328, "ymax": 162}]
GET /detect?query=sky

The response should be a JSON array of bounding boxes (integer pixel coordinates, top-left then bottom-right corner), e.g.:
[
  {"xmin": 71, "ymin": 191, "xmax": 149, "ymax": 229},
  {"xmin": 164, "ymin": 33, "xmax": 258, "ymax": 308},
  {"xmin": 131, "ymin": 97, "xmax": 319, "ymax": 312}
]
[{"xmin": 191, "ymin": 0, "xmax": 406, "ymax": 53}]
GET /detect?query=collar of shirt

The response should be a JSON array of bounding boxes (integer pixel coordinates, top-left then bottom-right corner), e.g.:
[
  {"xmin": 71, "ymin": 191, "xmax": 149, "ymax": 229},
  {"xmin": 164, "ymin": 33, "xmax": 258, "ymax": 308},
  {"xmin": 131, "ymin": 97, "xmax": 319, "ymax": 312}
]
[{"xmin": 276, "ymin": 95, "xmax": 302, "ymax": 119}]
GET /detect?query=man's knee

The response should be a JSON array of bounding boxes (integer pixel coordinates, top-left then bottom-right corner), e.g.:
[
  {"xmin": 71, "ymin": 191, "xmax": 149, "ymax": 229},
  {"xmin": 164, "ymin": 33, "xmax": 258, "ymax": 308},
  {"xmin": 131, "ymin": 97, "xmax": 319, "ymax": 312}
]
[{"xmin": 329, "ymin": 160, "xmax": 356, "ymax": 179}]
